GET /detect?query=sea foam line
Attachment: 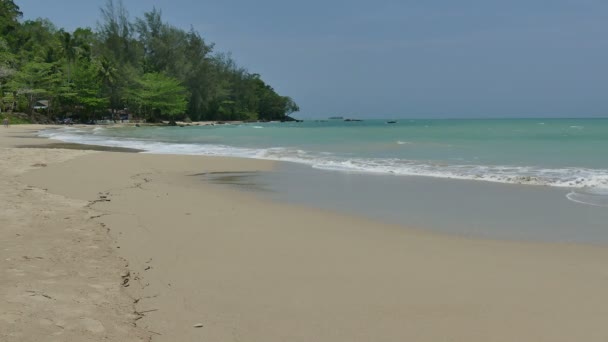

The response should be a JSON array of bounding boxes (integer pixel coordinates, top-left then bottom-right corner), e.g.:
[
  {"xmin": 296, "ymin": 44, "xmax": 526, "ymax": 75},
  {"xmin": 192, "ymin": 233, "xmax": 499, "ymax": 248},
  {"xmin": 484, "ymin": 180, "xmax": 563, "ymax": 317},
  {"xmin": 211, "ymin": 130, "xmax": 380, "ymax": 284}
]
[{"xmin": 567, "ymin": 190, "xmax": 608, "ymax": 208}]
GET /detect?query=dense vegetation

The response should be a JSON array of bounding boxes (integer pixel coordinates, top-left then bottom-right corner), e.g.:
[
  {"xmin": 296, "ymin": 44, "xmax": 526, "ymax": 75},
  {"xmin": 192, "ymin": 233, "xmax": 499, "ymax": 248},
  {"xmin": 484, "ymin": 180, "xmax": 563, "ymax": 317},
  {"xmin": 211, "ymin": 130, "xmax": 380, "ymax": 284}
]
[{"xmin": 0, "ymin": 0, "xmax": 298, "ymax": 123}]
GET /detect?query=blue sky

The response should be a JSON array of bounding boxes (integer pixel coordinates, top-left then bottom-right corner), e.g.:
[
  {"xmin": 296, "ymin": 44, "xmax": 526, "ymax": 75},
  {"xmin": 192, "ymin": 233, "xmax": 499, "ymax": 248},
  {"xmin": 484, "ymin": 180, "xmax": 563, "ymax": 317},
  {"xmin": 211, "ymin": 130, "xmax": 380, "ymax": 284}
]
[{"xmin": 16, "ymin": 0, "xmax": 608, "ymax": 118}]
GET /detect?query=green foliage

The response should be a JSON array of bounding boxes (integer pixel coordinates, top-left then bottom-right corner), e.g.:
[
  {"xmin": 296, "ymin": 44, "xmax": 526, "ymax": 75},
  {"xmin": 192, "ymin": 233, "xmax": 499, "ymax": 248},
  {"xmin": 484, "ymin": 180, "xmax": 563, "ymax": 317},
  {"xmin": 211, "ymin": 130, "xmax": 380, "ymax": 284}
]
[
  {"xmin": 129, "ymin": 72, "xmax": 188, "ymax": 119},
  {"xmin": 0, "ymin": 113, "xmax": 30, "ymax": 124},
  {"xmin": 8, "ymin": 59, "xmax": 62, "ymax": 114},
  {"xmin": 71, "ymin": 58, "xmax": 109, "ymax": 116},
  {"xmin": 0, "ymin": 37, "xmax": 16, "ymax": 112},
  {"xmin": 0, "ymin": 0, "xmax": 22, "ymax": 47},
  {"xmin": 1, "ymin": 0, "xmax": 298, "ymax": 122}
]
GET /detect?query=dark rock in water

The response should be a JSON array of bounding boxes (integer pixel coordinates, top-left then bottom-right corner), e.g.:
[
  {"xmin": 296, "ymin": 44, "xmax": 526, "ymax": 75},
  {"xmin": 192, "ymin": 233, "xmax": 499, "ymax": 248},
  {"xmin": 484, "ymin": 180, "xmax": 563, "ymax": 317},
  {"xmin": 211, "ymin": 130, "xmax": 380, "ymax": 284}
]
[
  {"xmin": 167, "ymin": 120, "xmax": 177, "ymax": 126},
  {"xmin": 282, "ymin": 115, "xmax": 302, "ymax": 122},
  {"xmin": 135, "ymin": 124, "xmax": 141, "ymax": 127},
  {"xmin": 386, "ymin": 121, "xmax": 397, "ymax": 124}
]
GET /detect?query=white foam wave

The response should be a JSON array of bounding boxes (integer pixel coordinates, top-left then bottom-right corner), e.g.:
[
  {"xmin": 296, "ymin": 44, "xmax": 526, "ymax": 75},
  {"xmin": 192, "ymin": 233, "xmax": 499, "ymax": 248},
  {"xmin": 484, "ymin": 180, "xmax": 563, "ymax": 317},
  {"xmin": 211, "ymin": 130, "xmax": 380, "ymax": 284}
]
[
  {"xmin": 310, "ymin": 159, "xmax": 608, "ymax": 189},
  {"xmin": 39, "ymin": 127, "xmax": 608, "ymax": 191},
  {"xmin": 567, "ymin": 189, "xmax": 608, "ymax": 208}
]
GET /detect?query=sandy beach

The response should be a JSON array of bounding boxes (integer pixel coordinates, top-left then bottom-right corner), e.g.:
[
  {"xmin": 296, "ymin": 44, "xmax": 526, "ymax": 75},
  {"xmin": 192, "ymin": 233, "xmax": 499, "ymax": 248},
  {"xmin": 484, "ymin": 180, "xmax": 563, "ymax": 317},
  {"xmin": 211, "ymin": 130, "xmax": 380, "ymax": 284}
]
[
  {"xmin": 0, "ymin": 126, "xmax": 150, "ymax": 341},
  {"xmin": 2, "ymin": 125, "xmax": 608, "ymax": 341}
]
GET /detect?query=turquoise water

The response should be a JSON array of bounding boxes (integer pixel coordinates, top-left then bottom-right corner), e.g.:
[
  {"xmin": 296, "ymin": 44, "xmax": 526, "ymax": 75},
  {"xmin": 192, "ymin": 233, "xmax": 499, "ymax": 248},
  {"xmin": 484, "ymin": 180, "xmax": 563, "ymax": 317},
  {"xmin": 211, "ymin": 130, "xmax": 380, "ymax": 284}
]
[{"xmin": 41, "ymin": 118, "xmax": 608, "ymax": 207}]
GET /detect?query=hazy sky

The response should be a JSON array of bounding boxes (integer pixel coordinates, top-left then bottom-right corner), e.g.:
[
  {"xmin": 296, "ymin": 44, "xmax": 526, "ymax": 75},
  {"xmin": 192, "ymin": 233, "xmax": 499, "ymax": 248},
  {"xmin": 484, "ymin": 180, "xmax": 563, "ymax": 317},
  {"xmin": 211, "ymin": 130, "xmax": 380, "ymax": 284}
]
[{"xmin": 16, "ymin": 0, "xmax": 608, "ymax": 118}]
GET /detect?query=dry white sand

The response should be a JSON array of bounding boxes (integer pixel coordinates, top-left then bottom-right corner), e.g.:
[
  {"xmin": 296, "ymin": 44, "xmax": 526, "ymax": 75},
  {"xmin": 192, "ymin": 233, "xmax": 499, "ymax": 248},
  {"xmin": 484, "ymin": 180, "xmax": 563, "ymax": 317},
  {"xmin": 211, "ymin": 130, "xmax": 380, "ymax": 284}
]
[{"xmin": 3, "ymin": 125, "xmax": 608, "ymax": 341}]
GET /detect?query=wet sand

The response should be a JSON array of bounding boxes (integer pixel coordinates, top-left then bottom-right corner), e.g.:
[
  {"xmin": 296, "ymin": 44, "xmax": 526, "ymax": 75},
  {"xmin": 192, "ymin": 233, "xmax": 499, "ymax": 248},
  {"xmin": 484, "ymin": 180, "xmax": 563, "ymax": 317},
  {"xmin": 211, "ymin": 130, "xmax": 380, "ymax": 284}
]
[
  {"xmin": 250, "ymin": 162, "xmax": 608, "ymax": 244},
  {"xmin": 18, "ymin": 142, "xmax": 143, "ymax": 153}
]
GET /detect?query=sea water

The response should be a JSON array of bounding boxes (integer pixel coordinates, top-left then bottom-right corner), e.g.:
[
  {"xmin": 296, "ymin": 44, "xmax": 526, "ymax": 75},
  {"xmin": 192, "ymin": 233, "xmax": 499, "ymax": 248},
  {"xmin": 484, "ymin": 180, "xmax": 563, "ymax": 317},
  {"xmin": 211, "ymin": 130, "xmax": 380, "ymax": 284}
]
[{"xmin": 40, "ymin": 118, "xmax": 608, "ymax": 242}]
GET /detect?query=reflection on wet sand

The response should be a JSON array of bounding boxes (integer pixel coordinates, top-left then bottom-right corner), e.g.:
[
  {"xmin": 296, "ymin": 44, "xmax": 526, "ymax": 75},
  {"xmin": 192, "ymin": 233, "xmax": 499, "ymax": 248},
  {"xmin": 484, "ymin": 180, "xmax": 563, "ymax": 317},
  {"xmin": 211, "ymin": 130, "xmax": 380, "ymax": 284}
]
[{"xmin": 192, "ymin": 171, "xmax": 273, "ymax": 192}]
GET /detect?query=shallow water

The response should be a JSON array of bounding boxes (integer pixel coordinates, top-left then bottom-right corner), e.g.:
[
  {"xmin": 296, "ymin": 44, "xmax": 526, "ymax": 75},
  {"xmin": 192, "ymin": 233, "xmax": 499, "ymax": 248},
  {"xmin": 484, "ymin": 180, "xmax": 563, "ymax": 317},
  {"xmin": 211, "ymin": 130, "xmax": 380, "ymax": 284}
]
[{"xmin": 250, "ymin": 163, "xmax": 608, "ymax": 244}]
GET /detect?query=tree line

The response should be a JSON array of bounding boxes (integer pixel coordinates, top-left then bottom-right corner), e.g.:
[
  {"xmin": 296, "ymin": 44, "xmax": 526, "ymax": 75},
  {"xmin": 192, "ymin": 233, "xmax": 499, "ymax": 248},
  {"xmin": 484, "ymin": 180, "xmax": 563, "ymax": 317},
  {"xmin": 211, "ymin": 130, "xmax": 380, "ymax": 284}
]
[{"xmin": 0, "ymin": 0, "xmax": 299, "ymax": 123}]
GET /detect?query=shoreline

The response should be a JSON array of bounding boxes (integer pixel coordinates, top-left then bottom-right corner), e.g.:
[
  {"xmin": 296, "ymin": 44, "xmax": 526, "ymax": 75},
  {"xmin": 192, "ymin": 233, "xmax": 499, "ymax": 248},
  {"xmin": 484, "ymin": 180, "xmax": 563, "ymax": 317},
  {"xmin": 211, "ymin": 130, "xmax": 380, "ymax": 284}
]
[{"xmin": 3, "ymin": 126, "xmax": 608, "ymax": 341}]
